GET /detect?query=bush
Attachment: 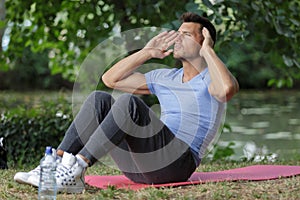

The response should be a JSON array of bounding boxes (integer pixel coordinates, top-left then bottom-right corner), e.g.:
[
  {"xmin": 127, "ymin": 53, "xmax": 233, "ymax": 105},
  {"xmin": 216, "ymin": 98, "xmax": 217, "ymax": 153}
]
[{"xmin": 0, "ymin": 97, "xmax": 72, "ymax": 168}]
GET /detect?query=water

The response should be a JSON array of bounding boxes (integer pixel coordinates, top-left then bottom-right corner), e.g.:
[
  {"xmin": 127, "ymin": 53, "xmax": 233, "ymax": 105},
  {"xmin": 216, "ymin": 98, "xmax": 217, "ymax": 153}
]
[
  {"xmin": 1, "ymin": 90, "xmax": 299, "ymax": 161},
  {"xmin": 219, "ymin": 90, "xmax": 300, "ymax": 161}
]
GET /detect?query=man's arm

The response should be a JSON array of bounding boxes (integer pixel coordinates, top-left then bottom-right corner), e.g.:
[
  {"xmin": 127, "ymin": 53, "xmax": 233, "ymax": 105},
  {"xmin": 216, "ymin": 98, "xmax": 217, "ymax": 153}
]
[
  {"xmin": 102, "ymin": 49, "xmax": 152, "ymax": 94},
  {"xmin": 200, "ymin": 28, "xmax": 239, "ymax": 102},
  {"xmin": 102, "ymin": 31, "xmax": 178, "ymax": 94}
]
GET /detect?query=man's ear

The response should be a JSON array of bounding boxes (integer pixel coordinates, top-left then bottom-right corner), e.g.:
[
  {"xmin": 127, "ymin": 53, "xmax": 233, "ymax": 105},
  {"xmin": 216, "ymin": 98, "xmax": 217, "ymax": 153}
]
[
  {"xmin": 199, "ymin": 27, "xmax": 205, "ymax": 45},
  {"xmin": 199, "ymin": 35, "xmax": 204, "ymax": 46}
]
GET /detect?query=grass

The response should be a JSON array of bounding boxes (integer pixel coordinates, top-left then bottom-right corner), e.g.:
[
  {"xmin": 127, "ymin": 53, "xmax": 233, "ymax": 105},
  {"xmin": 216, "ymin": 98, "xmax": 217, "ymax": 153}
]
[{"xmin": 1, "ymin": 159, "xmax": 300, "ymax": 200}]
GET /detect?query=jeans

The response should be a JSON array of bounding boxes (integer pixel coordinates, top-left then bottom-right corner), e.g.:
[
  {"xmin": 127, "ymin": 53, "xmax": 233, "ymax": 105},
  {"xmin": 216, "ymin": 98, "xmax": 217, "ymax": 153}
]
[{"xmin": 58, "ymin": 91, "xmax": 196, "ymax": 184}]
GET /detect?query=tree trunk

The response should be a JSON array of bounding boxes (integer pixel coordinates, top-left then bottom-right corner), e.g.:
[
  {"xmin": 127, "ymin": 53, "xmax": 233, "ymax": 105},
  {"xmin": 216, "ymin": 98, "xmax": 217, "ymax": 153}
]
[{"xmin": 0, "ymin": 0, "xmax": 6, "ymax": 52}]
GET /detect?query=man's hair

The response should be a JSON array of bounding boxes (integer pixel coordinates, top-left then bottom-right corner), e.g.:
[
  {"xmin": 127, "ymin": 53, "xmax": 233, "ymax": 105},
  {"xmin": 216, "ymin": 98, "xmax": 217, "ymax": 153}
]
[{"xmin": 180, "ymin": 12, "xmax": 217, "ymax": 45}]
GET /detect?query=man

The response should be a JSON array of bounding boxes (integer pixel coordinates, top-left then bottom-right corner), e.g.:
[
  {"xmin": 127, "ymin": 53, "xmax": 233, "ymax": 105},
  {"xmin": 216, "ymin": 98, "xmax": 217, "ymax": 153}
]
[{"xmin": 14, "ymin": 12, "xmax": 239, "ymax": 193}]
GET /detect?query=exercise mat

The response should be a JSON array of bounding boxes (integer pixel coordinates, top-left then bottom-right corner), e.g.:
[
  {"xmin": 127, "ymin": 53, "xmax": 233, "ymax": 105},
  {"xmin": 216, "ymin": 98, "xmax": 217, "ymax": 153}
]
[{"xmin": 85, "ymin": 165, "xmax": 300, "ymax": 190}]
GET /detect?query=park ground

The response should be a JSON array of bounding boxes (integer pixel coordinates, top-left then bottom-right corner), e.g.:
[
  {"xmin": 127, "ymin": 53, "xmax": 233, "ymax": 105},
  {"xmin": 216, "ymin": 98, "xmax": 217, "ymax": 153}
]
[{"xmin": 1, "ymin": 160, "xmax": 300, "ymax": 200}]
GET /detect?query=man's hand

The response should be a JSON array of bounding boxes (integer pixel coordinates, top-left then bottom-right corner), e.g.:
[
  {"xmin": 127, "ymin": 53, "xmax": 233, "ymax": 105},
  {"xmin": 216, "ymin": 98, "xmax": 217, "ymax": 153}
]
[
  {"xmin": 198, "ymin": 27, "xmax": 239, "ymax": 102},
  {"xmin": 199, "ymin": 27, "xmax": 214, "ymax": 57},
  {"xmin": 143, "ymin": 30, "xmax": 178, "ymax": 59},
  {"xmin": 102, "ymin": 30, "xmax": 177, "ymax": 94}
]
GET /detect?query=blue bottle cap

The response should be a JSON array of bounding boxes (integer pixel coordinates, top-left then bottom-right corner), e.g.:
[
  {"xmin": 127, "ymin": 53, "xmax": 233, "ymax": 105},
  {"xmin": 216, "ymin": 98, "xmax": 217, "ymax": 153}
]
[{"xmin": 45, "ymin": 146, "xmax": 52, "ymax": 155}]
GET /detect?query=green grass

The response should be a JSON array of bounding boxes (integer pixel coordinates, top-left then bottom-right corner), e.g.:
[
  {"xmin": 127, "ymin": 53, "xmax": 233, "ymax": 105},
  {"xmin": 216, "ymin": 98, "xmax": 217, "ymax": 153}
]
[{"xmin": 1, "ymin": 160, "xmax": 300, "ymax": 200}]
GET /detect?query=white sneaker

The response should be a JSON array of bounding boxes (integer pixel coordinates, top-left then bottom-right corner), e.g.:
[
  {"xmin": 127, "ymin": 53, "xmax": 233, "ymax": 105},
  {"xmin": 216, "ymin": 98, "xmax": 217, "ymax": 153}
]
[
  {"xmin": 14, "ymin": 148, "xmax": 59, "ymax": 187},
  {"xmin": 55, "ymin": 152, "xmax": 86, "ymax": 193},
  {"xmin": 14, "ymin": 165, "xmax": 41, "ymax": 187}
]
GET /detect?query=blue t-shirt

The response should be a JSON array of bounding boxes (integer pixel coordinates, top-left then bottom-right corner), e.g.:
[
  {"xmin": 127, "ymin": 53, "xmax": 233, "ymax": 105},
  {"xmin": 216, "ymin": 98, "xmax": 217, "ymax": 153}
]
[{"xmin": 145, "ymin": 68, "xmax": 225, "ymax": 166}]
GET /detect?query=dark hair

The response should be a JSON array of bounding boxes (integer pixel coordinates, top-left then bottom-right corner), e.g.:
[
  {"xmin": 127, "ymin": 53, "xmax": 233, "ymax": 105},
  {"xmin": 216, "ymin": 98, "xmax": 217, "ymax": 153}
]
[{"xmin": 180, "ymin": 12, "xmax": 217, "ymax": 45}]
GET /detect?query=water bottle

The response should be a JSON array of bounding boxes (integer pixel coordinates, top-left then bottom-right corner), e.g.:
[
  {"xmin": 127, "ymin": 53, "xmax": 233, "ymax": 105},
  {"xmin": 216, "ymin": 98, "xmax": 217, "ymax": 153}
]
[{"xmin": 38, "ymin": 146, "xmax": 57, "ymax": 200}]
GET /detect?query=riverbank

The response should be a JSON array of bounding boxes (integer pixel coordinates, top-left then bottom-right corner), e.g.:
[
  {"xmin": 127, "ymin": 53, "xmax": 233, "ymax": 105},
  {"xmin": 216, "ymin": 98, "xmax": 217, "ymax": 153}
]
[
  {"xmin": 1, "ymin": 89, "xmax": 300, "ymax": 163},
  {"xmin": 2, "ymin": 160, "xmax": 300, "ymax": 200}
]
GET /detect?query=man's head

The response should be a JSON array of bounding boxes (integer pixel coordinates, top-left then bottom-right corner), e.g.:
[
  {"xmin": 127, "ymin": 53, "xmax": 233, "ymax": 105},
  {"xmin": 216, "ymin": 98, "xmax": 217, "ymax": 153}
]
[
  {"xmin": 180, "ymin": 12, "xmax": 216, "ymax": 45},
  {"xmin": 173, "ymin": 12, "xmax": 216, "ymax": 60}
]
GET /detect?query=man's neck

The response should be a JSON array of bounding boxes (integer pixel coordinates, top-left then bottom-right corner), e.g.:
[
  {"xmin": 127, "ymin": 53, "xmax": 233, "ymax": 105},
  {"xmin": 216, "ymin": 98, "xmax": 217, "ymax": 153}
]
[{"xmin": 181, "ymin": 58, "xmax": 207, "ymax": 82}]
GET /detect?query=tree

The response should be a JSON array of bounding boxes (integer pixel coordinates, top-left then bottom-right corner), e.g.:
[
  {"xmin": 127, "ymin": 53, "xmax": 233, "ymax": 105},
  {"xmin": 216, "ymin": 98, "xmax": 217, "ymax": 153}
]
[
  {"xmin": 0, "ymin": 0, "xmax": 5, "ymax": 56},
  {"xmin": 1, "ymin": 0, "xmax": 189, "ymax": 82},
  {"xmin": 1, "ymin": 0, "xmax": 299, "ymax": 88},
  {"xmin": 193, "ymin": 0, "xmax": 300, "ymax": 88}
]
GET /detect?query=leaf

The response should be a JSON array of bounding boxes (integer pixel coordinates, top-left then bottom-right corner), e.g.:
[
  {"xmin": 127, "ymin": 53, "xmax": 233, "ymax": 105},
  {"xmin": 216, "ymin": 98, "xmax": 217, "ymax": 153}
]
[
  {"xmin": 112, "ymin": 36, "xmax": 124, "ymax": 45},
  {"xmin": 293, "ymin": 59, "xmax": 300, "ymax": 69},
  {"xmin": 286, "ymin": 77, "xmax": 293, "ymax": 88},
  {"xmin": 0, "ymin": 20, "xmax": 6, "ymax": 29},
  {"xmin": 251, "ymin": 2, "xmax": 259, "ymax": 11},
  {"xmin": 215, "ymin": 17, "xmax": 223, "ymax": 25},
  {"xmin": 185, "ymin": 2, "xmax": 200, "ymax": 12},
  {"xmin": 283, "ymin": 55, "xmax": 293, "ymax": 67},
  {"xmin": 265, "ymin": 14, "xmax": 270, "ymax": 23},
  {"xmin": 273, "ymin": 20, "xmax": 283, "ymax": 35},
  {"xmin": 267, "ymin": 79, "xmax": 276, "ymax": 87},
  {"xmin": 222, "ymin": 123, "xmax": 232, "ymax": 132},
  {"xmin": 0, "ymin": 62, "xmax": 10, "ymax": 71},
  {"xmin": 202, "ymin": 0, "xmax": 213, "ymax": 8},
  {"xmin": 290, "ymin": 18, "xmax": 300, "ymax": 26},
  {"xmin": 276, "ymin": 79, "xmax": 284, "ymax": 88},
  {"xmin": 29, "ymin": 3, "xmax": 36, "ymax": 14},
  {"xmin": 25, "ymin": 40, "xmax": 32, "ymax": 47}
]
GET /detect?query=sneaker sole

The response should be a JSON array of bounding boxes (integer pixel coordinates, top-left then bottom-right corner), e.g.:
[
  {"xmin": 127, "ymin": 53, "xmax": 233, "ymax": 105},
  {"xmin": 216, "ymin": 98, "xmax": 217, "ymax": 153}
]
[{"xmin": 14, "ymin": 176, "xmax": 38, "ymax": 187}]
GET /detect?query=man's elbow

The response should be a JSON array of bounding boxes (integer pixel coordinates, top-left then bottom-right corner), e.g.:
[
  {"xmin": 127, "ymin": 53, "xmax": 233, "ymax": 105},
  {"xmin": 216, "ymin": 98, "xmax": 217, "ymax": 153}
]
[
  {"xmin": 101, "ymin": 74, "xmax": 115, "ymax": 89},
  {"xmin": 210, "ymin": 84, "xmax": 239, "ymax": 103},
  {"xmin": 216, "ymin": 87, "xmax": 232, "ymax": 103},
  {"xmin": 226, "ymin": 82, "xmax": 240, "ymax": 101}
]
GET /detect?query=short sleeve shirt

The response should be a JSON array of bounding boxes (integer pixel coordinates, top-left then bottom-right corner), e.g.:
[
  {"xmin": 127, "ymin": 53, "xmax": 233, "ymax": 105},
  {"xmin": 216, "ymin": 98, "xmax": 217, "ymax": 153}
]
[{"xmin": 145, "ymin": 68, "xmax": 225, "ymax": 165}]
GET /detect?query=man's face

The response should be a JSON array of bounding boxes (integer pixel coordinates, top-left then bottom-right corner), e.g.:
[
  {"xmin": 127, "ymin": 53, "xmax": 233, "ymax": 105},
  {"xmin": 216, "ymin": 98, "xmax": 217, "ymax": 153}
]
[{"xmin": 173, "ymin": 22, "xmax": 203, "ymax": 60}]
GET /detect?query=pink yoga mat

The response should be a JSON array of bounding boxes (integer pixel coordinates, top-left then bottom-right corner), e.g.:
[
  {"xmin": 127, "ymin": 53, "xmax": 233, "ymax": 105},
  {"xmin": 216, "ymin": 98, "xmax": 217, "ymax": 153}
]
[{"xmin": 85, "ymin": 165, "xmax": 300, "ymax": 190}]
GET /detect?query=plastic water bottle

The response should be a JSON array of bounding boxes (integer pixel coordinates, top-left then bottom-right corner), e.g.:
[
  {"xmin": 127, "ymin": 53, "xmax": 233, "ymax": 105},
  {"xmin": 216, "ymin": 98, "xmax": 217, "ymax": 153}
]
[{"xmin": 38, "ymin": 146, "xmax": 57, "ymax": 200}]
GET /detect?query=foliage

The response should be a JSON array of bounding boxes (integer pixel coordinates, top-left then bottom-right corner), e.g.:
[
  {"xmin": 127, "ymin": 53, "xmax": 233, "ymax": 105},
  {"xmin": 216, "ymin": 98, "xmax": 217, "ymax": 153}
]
[
  {"xmin": 0, "ymin": 1, "xmax": 4, "ymax": 37},
  {"xmin": 210, "ymin": 141, "xmax": 235, "ymax": 161},
  {"xmin": 0, "ymin": 47, "xmax": 71, "ymax": 90},
  {"xmin": 0, "ymin": 97, "xmax": 72, "ymax": 167},
  {"xmin": 1, "ymin": 0, "xmax": 300, "ymax": 89},
  {"xmin": 192, "ymin": 0, "xmax": 300, "ymax": 88},
  {"xmin": 1, "ymin": 0, "xmax": 188, "ymax": 82}
]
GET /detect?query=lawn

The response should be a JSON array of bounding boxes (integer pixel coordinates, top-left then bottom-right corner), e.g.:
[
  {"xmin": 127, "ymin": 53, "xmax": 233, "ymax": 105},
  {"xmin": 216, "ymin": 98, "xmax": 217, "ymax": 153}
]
[{"xmin": 1, "ymin": 160, "xmax": 300, "ymax": 200}]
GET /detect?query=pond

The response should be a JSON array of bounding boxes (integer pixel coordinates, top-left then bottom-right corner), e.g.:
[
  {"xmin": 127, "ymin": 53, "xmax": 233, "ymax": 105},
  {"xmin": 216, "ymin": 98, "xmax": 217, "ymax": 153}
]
[
  {"xmin": 220, "ymin": 90, "xmax": 300, "ymax": 161},
  {"xmin": 1, "ymin": 90, "xmax": 299, "ymax": 161}
]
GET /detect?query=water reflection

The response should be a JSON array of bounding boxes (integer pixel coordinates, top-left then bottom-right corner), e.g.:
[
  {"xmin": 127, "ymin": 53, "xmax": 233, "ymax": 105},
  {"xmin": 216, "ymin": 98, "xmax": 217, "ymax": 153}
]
[
  {"xmin": 243, "ymin": 141, "xmax": 277, "ymax": 162},
  {"xmin": 219, "ymin": 90, "xmax": 300, "ymax": 161},
  {"xmin": 1, "ymin": 90, "xmax": 299, "ymax": 161}
]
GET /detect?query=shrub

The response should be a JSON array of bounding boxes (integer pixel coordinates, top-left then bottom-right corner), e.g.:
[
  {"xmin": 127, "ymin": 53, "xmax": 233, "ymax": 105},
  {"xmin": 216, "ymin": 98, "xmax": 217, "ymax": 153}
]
[{"xmin": 0, "ymin": 97, "xmax": 72, "ymax": 168}]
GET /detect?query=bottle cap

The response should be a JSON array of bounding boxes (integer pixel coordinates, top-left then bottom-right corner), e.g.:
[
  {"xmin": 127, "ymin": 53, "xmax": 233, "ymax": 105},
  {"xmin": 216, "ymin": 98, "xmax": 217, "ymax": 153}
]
[{"xmin": 45, "ymin": 146, "xmax": 53, "ymax": 155}]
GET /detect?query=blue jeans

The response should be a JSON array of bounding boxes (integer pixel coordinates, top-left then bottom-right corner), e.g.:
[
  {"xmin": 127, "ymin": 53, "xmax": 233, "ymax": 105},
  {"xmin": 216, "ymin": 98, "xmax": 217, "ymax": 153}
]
[{"xmin": 58, "ymin": 91, "xmax": 196, "ymax": 184}]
